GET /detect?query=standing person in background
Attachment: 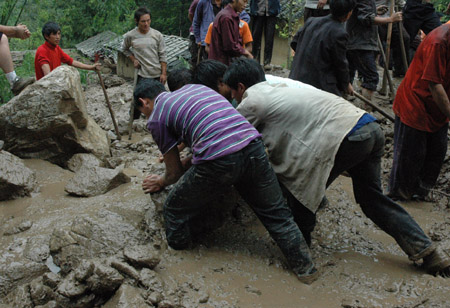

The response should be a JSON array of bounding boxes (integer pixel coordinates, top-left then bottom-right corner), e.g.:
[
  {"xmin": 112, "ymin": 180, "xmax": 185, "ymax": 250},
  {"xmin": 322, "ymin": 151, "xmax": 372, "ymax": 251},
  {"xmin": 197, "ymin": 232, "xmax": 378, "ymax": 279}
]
[
  {"xmin": 122, "ymin": 7, "xmax": 167, "ymax": 85},
  {"xmin": 304, "ymin": 0, "xmax": 330, "ymax": 22},
  {"xmin": 188, "ymin": 0, "xmax": 200, "ymax": 68},
  {"xmin": 209, "ymin": 0, "xmax": 253, "ymax": 65},
  {"xmin": 0, "ymin": 24, "xmax": 34, "ymax": 95},
  {"xmin": 403, "ymin": 0, "xmax": 441, "ymax": 57},
  {"xmin": 389, "ymin": 24, "xmax": 450, "ymax": 202},
  {"xmin": 289, "ymin": 0, "xmax": 355, "ymax": 97},
  {"xmin": 249, "ymin": 0, "xmax": 280, "ymax": 67},
  {"xmin": 193, "ymin": 0, "xmax": 223, "ymax": 62},
  {"xmin": 34, "ymin": 22, "xmax": 100, "ymax": 81},
  {"xmin": 346, "ymin": 0, "xmax": 402, "ymax": 103}
]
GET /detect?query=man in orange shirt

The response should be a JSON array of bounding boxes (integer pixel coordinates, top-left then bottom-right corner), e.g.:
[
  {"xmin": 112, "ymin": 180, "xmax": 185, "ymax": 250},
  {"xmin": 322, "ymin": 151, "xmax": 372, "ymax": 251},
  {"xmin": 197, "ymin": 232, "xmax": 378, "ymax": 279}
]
[{"xmin": 204, "ymin": 18, "xmax": 252, "ymax": 54}]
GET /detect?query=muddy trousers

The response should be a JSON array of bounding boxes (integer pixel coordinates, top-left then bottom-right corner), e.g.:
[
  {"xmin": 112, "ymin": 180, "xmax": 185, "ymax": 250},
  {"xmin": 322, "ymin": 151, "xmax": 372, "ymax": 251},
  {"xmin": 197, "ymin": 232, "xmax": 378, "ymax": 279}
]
[
  {"xmin": 285, "ymin": 122, "xmax": 433, "ymax": 258},
  {"xmin": 389, "ymin": 117, "xmax": 448, "ymax": 200},
  {"xmin": 163, "ymin": 138, "xmax": 315, "ymax": 275}
]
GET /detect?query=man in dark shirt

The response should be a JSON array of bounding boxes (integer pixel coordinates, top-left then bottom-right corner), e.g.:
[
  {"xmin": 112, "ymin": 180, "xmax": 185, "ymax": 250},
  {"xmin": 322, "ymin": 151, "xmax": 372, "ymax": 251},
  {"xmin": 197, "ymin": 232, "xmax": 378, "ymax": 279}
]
[
  {"xmin": 289, "ymin": 0, "xmax": 355, "ymax": 97},
  {"xmin": 208, "ymin": 0, "xmax": 253, "ymax": 65}
]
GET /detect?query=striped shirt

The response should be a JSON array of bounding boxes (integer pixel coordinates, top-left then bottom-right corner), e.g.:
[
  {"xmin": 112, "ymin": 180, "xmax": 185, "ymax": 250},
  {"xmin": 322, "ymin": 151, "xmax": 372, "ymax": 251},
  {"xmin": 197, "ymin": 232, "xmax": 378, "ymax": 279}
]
[{"xmin": 147, "ymin": 84, "xmax": 260, "ymax": 164}]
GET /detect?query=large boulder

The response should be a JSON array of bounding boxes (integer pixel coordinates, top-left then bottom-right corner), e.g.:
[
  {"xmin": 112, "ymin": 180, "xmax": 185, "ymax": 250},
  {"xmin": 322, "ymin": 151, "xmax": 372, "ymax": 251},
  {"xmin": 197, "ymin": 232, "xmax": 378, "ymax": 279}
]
[
  {"xmin": 0, "ymin": 150, "xmax": 37, "ymax": 201},
  {"xmin": 0, "ymin": 66, "xmax": 110, "ymax": 166}
]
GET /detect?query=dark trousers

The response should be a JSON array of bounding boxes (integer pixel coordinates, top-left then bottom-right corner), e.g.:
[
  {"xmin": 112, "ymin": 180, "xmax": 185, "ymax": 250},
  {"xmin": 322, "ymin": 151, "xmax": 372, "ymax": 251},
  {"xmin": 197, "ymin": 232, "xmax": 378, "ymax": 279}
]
[
  {"xmin": 163, "ymin": 139, "xmax": 315, "ymax": 276},
  {"xmin": 389, "ymin": 116, "xmax": 448, "ymax": 200},
  {"xmin": 284, "ymin": 122, "xmax": 432, "ymax": 258},
  {"xmin": 403, "ymin": 1, "xmax": 441, "ymax": 51},
  {"xmin": 347, "ymin": 50, "xmax": 379, "ymax": 91},
  {"xmin": 251, "ymin": 15, "xmax": 277, "ymax": 65},
  {"xmin": 189, "ymin": 34, "xmax": 199, "ymax": 69}
]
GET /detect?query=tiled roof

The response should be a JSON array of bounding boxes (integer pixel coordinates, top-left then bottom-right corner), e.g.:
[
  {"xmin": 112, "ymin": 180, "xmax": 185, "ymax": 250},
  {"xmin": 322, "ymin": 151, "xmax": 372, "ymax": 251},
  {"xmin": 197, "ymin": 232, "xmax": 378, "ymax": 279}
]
[{"xmin": 75, "ymin": 31, "xmax": 190, "ymax": 70}]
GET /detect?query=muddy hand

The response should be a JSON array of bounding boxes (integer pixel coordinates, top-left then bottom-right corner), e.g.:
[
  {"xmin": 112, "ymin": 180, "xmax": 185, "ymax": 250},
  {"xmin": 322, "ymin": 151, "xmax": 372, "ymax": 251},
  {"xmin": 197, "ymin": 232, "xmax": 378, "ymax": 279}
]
[{"xmin": 142, "ymin": 174, "xmax": 164, "ymax": 194}]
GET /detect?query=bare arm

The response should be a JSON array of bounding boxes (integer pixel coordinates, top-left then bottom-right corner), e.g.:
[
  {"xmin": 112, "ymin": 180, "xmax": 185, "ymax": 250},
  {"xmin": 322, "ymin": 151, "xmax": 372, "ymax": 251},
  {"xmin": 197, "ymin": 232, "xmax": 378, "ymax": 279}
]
[
  {"xmin": 41, "ymin": 64, "xmax": 51, "ymax": 76},
  {"xmin": 142, "ymin": 146, "xmax": 185, "ymax": 193},
  {"xmin": 429, "ymin": 82, "xmax": 450, "ymax": 119},
  {"xmin": 160, "ymin": 62, "xmax": 167, "ymax": 84},
  {"xmin": 71, "ymin": 60, "xmax": 101, "ymax": 71}
]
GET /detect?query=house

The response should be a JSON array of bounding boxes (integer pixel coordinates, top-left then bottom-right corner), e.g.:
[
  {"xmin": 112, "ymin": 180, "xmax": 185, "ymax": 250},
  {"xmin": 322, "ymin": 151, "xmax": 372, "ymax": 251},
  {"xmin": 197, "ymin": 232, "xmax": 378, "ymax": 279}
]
[{"xmin": 75, "ymin": 31, "xmax": 190, "ymax": 79}]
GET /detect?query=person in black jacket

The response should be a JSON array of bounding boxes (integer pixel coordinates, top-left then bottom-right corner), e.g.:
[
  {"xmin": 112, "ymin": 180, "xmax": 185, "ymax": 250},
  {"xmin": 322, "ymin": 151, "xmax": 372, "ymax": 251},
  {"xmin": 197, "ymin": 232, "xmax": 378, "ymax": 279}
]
[{"xmin": 289, "ymin": 0, "xmax": 355, "ymax": 97}]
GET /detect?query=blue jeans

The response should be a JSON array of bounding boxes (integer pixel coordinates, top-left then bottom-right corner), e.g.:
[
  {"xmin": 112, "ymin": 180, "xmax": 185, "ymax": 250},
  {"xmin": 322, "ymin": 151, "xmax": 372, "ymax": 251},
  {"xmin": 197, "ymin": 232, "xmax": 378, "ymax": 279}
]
[
  {"xmin": 163, "ymin": 139, "xmax": 315, "ymax": 275},
  {"xmin": 285, "ymin": 122, "xmax": 432, "ymax": 259}
]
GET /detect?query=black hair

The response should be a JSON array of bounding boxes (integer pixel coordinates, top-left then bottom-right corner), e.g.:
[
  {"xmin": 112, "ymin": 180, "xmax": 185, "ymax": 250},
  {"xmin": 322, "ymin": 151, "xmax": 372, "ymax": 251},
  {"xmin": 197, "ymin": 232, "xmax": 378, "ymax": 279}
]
[
  {"xmin": 133, "ymin": 79, "xmax": 166, "ymax": 116},
  {"xmin": 329, "ymin": 0, "xmax": 356, "ymax": 19},
  {"xmin": 134, "ymin": 7, "xmax": 151, "ymax": 23},
  {"xmin": 167, "ymin": 68, "xmax": 193, "ymax": 92},
  {"xmin": 223, "ymin": 58, "xmax": 265, "ymax": 90},
  {"xmin": 192, "ymin": 60, "xmax": 228, "ymax": 92},
  {"xmin": 42, "ymin": 22, "xmax": 61, "ymax": 39}
]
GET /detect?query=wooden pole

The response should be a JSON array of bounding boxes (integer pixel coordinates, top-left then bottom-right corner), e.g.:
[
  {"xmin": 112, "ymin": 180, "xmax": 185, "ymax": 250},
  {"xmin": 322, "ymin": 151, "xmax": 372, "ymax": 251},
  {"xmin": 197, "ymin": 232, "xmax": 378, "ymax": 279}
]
[
  {"xmin": 397, "ymin": 22, "xmax": 409, "ymax": 73},
  {"xmin": 354, "ymin": 92, "xmax": 395, "ymax": 122},
  {"xmin": 380, "ymin": 0, "xmax": 395, "ymax": 97},
  {"xmin": 97, "ymin": 71, "xmax": 121, "ymax": 140},
  {"xmin": 128, "ymin": 69, "xmax": 138, "ymax": 140},
  {"xmin": 377, "ymin": 33, "xmax": 395, "ymax": 98}
]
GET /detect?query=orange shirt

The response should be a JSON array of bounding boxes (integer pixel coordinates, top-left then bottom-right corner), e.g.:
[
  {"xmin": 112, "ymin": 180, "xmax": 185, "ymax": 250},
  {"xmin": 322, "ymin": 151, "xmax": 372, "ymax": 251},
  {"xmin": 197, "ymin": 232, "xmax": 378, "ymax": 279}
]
[{"xmin": 204, "ymin": 20, "xmax": 252, "ymax": 46}]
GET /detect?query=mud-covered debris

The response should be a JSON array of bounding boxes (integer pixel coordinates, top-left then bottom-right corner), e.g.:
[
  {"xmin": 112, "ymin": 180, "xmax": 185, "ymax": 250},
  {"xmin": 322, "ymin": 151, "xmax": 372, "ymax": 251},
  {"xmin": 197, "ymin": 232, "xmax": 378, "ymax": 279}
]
[
  {"xmin": 103, "ymin": 283, "xmax": 152, "ymax": 308},
  {"xmin": 245, "ymin": 285, "xmax": 262, "ymax": 296},
  {"xmin": 198, "ymin": 291, "xmax": 209, "ymax": 303},
  {"xmin": 67, "ymin": 153, "xmax": 105, "ymax": 172},
  {"xmin": 139, "ymin": 268, "xmax": 165, "ymax": 293},
  {"xmin": 29, "ymin": 276, "xmax": 55, "ymax": 306},
  {"xmin": 158, "ymin": 299, "xmax": 177, "ymax": 308},
  {"xmin": 124, "ymin": 245, "xmax": 161, "ymax": 269},
  {"xmin": 3, "ymin": 284, "xmax": 33, "ymax": 308},
  {"xmin": 4, "ymin": 220, "xmax": 33, "ymax": 235},
  {"xmin": 110, "ymin": 259, "xmax": 140, "ymax": 281},
  {"xmin": 0, "ymin": 151, "xmax": 37, "ymax": 201},
  {"xmin": 146, "ymin": 291, "xmax": 163, "ymax": 306},
  {"xmin": 86, "ymin": 263, "xmax": 124, "ymax": 295},
  {"xmin": 57, "ymin": 272, "xmax": 88, "ymax": 298},
  {"xmin": 42, "ymin": 272, "xmax": 61, "ymax": 289},
  {"xmin": 64, "ymin": 165, "xmax": 130, "ymax": 197},
  {"xmin": 74, "ymin": 260, "xmax": 95, "ymax": 282},
  {"xmin": 34, "ymin": 300, "xmax": 59, "ymax": 308}
]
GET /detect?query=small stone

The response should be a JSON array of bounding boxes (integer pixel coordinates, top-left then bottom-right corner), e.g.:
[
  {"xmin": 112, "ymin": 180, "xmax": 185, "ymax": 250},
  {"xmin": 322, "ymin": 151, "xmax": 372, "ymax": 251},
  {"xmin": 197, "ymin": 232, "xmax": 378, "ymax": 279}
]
[
  {"xmin": 198, "ymin": 291, "xmax": 209, "ymax": 303},
  {"xmin": 74, "ymin": 260, "xmax": 95, "ymax": 282},
  {"xmin": 245, "ymin": 285, "xmax": 261, "ymax": 296},
  {"xmin": 57, "ymin": 272, "xmax": 88, "ymax": 298},
  {"xmin": 124, "ymin": 245, "xmax": 160, "ymax": 269},
  {"xmin": 42, "ymin": 272, "xmax": 61, "ymax": 289}
]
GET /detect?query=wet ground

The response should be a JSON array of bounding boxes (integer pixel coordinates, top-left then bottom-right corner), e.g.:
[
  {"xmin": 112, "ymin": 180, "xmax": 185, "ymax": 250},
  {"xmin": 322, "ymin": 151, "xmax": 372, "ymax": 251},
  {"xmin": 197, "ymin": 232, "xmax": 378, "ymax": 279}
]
[
  {"xmin": 1, "ymin": 128, "xmax": 449, "ymax": 307},
  {"xmin": 1, "ymin": 68, "xmax": 450, "ymax": 307}
]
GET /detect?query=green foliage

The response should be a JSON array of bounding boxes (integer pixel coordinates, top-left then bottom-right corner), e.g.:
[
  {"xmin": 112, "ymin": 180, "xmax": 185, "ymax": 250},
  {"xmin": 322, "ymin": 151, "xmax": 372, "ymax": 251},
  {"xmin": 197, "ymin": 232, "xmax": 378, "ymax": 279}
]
[{"xmin": 433, "ymin": 0, "xmax": 450, "ymax": 23}]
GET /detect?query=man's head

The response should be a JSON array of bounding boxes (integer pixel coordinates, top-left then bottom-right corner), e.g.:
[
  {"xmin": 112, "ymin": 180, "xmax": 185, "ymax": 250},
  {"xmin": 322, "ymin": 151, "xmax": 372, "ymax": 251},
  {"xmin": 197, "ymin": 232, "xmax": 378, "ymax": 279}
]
[
  {"xmin": 193, "ymin": 60, "xmax": 231, "ymax": 100},
  {"xmin": 330, "ymin": 0, "xmax": 355, "ymax": 21},
  {"xmin": 223, "ymin": 58, "xmax": 265, "ymax": 103},
  {"xmin": 167, "ymin": 68, "xmax": 193, "ymax": 92},
  {"xmin": 42, "ymin": 22, "xmax": 61, "ymax": 45},
  {"xmin": 133, "ymin": 79, "xmax": 166, "ymax": 118},
  {"xmin": 134, "ymin": 7, "xmax": 151, "ymax": 33},
  {"xmin": 229, "ymin": 0, "xmax": 247, "ymax": 14}
]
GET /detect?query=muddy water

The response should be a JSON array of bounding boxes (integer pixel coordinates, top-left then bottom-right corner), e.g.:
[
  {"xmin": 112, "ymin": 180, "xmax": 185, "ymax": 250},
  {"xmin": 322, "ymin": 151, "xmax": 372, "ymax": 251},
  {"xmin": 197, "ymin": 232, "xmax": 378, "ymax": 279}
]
[{"xmin": 1, "ymin": 156, "xmax": 449, "ymax": 307}]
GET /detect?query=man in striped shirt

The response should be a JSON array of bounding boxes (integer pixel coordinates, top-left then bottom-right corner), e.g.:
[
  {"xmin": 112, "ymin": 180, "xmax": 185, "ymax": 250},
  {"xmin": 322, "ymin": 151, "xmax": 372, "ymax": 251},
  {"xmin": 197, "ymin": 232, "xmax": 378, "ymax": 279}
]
[{"xmin": 133, "ymin": 79, "xmax": 318, "ymax": 284}]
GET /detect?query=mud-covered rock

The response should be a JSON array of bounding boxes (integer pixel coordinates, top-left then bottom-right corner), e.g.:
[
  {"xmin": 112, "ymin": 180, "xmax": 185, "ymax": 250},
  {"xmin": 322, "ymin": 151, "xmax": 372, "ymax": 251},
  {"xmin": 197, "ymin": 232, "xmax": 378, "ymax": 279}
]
[
  {"xmin": 67, "ymin": 153, "xmax": 105, "ymax": 172},
  {"xmin": 2, "ymin": 284, "xmax": 33, "ymax": 308},
  {"xmin": 103, "ymin": 75, "xmax": 126, "ymax": 89},
  {"xmin": 42, "ymin": 272, "xmax": 61, "ymax": 289},
  {"xmin": 0, "ymin": 66, "xmax": 110, "ymax": 166},
  {"xmin": 74, "ymin": 260, "xmax": 95, "ymax": 282},
  {"xmin": 0, "ymin": 260, "xmax": 47, "ymax": 298},
  {"xmin": 102, "ymin": 283, "xmax": 152, "ymax": 308},
  {"xmin": 35, "ymin": 300, "xmax": 59, "ymax": 308},
  {"xmin": 110, "ymin": 259, "xmax": 140, "ymax": 281},
  {"xmin": 86, "ymin": 263, "xmax": 124, "ymax": 295},
  {"xmin": 124, "ymin": 245, "xmax": 160, "ymax": 269},
  {"xmin": 29, "ymin": 276, "xmax": 55, "ymax": 306},
  {"xmin": 57, "ymin": 272, "xmax": 88, "ymax": 298},
  {"xmin": 3, "ymin": 220, "xmax": 33, "ymax": 235},
  {"xmin": 64, "ymin": 165, "xmax": 130, "ymax": 197},
  {"xmin": 0, "ymin": 151, "xmax": 37, "ymax": 201},
  {"xmin": 139, "ymin": 268, "xmax": 164, "ymax": 293}
]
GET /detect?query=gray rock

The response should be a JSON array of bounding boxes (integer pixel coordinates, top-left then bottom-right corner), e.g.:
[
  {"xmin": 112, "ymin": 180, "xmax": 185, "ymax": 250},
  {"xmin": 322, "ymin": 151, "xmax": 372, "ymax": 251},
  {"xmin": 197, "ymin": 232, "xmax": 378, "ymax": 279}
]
[
  {"xmin": 147, "ymin": 291, "xmax": 163, "ymax": 306},
  {"xmin": 103, "ymin": 75, "xmax": 126, "ymax": 88},
  {"xmin": 86, "ymin": 263, "xmax": 123, "ymax": 295},
  {"xmin": 74, "ymin": 260, "xmax": 95, "ymax": 282},
  {"xmin": 0, "ymin": 151, "xmax": 37, "ymax": 201},
  {"xmin": 3, "ymin": 284, "xmax": 33, "ymax": 308},
  {"xmin": 3, "ymin": 220, "xmax": 33, "ymax": 235},
  {"xmin": 0, "ymin": 65, "xmax": 110, "ymax": 166},
  {"xmin": 158, "ymin": 299, "xmax": 176, "ymax": 308},
  {"xmin": 57, "ymin": 272, "xmax": 88, "ymax": 298},
  {"xmin": 0, "ymin": 261, "xmax": 47, "ymax": 298},
  {"xmin": 64, "ymin": 165, "xmax": 130, "ymax": 197},
  {"xmin": 110, "ymin": 259, "xmax": 140, "ymax": 281},
  {"xmin": 102, "ymin": 284, "xmax": 152, "ymax": 308},
  {"xmin": 42, "ymin": 272, "xmax": 61, "ymax": 289},
  {"xmin": 124, "ymin": 245, "xmax": 160, "ymax": 269},
  {"xmin": 67, "ymin": 153, "xmax": 104, "ymax": 172},
  {"xmin": 35, "ymin": 300, "xmax": 59, "ymax": 308},
  {"xmin": 29, "ymin": 277, "xmax": 55, "ymax": 306},
  {"xmin": 139, "ymin": 268, "xmax": 164, "ymax": 293}
]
